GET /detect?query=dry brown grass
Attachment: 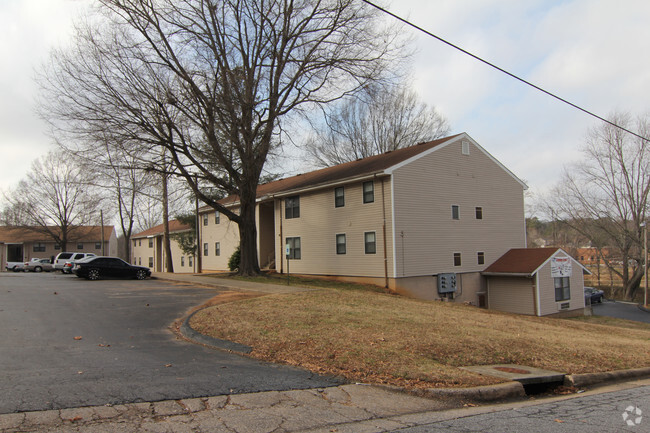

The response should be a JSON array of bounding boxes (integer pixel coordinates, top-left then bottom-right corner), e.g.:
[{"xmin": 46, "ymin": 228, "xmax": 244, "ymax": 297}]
[{"xmin": 189, "ymin": 287, "xmax": 650, "ymax": 389}]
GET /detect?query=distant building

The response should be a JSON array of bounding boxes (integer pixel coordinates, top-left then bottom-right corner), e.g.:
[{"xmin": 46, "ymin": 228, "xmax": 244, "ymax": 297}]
[
  {"xmin": 131, "ymin": 220, "xmax": 194, "ymax": 272},
  {"xmin": 0, "ymin": 225, "xmax": 117, "ymax": 270}
]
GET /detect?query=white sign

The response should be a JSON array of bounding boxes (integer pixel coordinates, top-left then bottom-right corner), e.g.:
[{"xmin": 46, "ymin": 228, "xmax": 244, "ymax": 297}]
[
  {"xmin": 285, "ymin": 243, "xmax": 291, "ymax": 257},
  {"xmin": 551, "ymin": 257, "xmax": 572, "ymax": 277}
]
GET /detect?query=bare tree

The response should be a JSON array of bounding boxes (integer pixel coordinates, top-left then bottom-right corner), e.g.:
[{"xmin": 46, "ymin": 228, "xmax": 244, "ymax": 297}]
[
  {"xmin": 38, "ymin": 0, "xmax": 405, "ymax": 275},
  {"xmin": 306, "ymin": 83, "xmax": 450, "ymax": 167},
  {"xmin": 547, "ymin": 112, "xmax": 650, "ymax": 300},
  {"xmin": 2, "ymin": 150, "xmax": 102, "ymax": 250}
]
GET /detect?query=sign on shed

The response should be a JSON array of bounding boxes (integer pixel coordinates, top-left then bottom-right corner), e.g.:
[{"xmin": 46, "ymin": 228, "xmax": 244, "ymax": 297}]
[{"xmin": 551, "ymin": 256, "xmax": 572, "ymax": 277}]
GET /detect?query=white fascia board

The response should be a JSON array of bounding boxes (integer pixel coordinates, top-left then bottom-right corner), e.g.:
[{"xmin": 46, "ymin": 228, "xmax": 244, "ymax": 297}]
[
  {"xmin": 535, "ymin": 272, "xmax": 541, "ymax": 316},
  {"xmin": 384, "ymin": 132, "xmax": 528, "ymax": 190},
  {"xmin": 391, "ymin": 175, "xmax": 397, "ymax": 278}
]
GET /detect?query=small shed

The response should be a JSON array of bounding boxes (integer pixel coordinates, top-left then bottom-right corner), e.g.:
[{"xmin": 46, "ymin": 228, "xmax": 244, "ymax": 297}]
[{"xmin": 482, "ymin": 248, "xmax": 589, "ymax": 317}]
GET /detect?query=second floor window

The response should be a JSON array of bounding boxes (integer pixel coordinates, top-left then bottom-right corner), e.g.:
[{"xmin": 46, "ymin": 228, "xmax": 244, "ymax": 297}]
[
  {"xmin": 452, "ymin": 205, "xmax": 460, "ymax": 220},
  {"xmin": 476, "ymin": 207, "xmax": 483, "ymax": 219},
  {"xmin": 203, "ymin": 214, "xmax": 208, "ymax": 226},
  {"xmin": 148, "ymin": 238, "xmax": 153, "ymax": 248},
  {"xmin": 335, "ymin": 187, "xmax": 345, "ymax": 207},
  {"xmin": 203, "ymin": 243, "xmax": 208, "ymax": 256},
  {"xmin": 363, "ymin": 181, "xmax": 374, "ymax": 203},
  {"xmin": 215, "ymin": 211, "xmax": 220, "ymax": 224},
  {"xmin": 285, "ymin": 196, "xmax": 300, "ymax": 219}
]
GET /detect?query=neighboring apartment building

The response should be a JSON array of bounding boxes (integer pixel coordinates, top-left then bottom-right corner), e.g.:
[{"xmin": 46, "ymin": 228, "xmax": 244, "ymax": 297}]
[
  {"xmin": 196, "ymin": 132, "xmax": 529, "ymax": 306},
  {"xmin": 131, "ymin": 220, "xmax": 195, "ymax": 273},
  {"xmin": 0, "ymin": 225, "xmax": 118, "ymax": 270}
]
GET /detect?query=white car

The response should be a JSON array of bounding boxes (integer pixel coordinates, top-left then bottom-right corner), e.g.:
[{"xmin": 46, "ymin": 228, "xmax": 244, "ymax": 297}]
[
  {"xmin": 53, "ymin": 252, "xmax": 96, "ymax": 271},
  {"xmin": 24, "ymin": 258, "xmax": 54, "ymax": 272}
]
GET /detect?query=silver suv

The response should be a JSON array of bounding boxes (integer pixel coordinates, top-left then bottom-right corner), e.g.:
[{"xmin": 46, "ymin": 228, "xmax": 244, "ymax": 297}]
[{"xmin": 53, "ymin": 252, "xmax": 96, "ymax": 271}]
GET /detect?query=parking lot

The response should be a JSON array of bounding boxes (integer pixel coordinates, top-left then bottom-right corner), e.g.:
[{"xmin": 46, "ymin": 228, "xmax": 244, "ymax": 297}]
[{"xmin": 0, "ymin": 272, "xmax": 341, "ymax": 414}]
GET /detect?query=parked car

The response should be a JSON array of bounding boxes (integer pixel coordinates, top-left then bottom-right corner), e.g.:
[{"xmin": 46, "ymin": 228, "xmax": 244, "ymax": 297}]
[
  {"xmin": 24, "ymin": 258, "xmax": 54, "ymax": 272},
  {"xmin": 72, "ymin": 256, "xmax": 151, "ymax": 280},
  {"xmin": 5, "ymin": 261, "xmax": 25, "ymax": 272},
  {"xmin": 53, "ymin": 252, "xmax": 96, "ymax": 271},
  {"xmin": 584, "ymin": 287, "xmax": 605, "ymax": 304},
  {"xmin": 62, "ymin": 261, "xmax": 74, "ymax": 274}
]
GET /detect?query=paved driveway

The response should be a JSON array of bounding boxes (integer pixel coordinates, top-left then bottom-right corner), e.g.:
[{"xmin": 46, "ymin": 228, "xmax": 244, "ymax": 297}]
[
  {"xmin": 592, "ymin": 300, "xmax": 650, "ymax": 323},
  {"xmin": 0, "ymin": 272, "xmax": 341, "ymax": 414}
]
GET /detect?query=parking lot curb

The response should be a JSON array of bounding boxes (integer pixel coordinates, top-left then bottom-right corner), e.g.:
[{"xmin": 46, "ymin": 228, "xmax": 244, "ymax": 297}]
[
  {"xmin": 180, "ymin": 308, "xmax": 253, "ymax": 354},
  {"xmin": 564, "ymin": 366, "xmax": 650, "ymax": 387}
]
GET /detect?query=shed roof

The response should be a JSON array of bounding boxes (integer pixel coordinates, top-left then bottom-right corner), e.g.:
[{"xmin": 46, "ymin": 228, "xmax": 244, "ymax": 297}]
[
  {"xmin": 0, "ymin": 226, "xmax": 114, "ymax": 243},
  {"xmin": 483, "ymin": 247, "xmax": 590, "ymax": 277}
]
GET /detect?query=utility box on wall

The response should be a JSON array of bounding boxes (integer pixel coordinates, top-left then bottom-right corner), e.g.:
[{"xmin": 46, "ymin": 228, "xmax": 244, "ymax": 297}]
[{"xmin": 437, "ymin": 273, "xmax": 457, "ymax": 294}]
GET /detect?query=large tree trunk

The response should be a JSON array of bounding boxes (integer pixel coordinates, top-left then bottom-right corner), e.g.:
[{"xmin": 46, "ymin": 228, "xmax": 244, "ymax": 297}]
[
  {"xmin": 625, "ymin": 266, "xmax": 643, "ymax": 301},
  {"xmin": 162, "ymin": 172, "xmax": 174, "ymax": 273},
  {"xmin": 237, "ymin": 184, "xmax": 260, "ymax": 276}
]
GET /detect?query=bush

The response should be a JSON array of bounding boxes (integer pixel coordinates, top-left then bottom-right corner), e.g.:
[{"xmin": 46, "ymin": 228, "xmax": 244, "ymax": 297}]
[{"xmin": 228, "ymin": 245, "xmax": 241, "ymax": 272}]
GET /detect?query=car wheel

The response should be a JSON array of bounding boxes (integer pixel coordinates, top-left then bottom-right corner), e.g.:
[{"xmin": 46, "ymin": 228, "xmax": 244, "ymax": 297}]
[
  {"xmin": 34, "ymin": 266, "xmax": 42, "ymax": 272},
  {"xmin": 88, "ymin": 269, "xmax": 100, "ymax": 280},
  {"xmin": 136, "ymin": 269, "xmax": 148, "ymax": 280}
]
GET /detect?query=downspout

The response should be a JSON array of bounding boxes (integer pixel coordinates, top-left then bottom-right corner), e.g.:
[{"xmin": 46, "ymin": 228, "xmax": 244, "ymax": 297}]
[
  {"xmin": 380, "ymin": 176, "xmax": 388, "ymax": 288},
  {"xmin": 279, "ymin": 197, "xmax": 284, "ymax": 274}
]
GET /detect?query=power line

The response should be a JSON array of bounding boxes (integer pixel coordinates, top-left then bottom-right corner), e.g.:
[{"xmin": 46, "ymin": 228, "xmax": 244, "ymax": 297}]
[{"xmin": 361, "ymin": 0, "xmax": 650, "ymax": 142}]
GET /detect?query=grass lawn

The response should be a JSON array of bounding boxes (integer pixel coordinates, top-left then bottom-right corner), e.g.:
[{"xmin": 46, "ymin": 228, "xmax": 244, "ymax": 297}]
[{"xmin": 190, "ymin": 278, "xmax": 650, "ymax": 389}]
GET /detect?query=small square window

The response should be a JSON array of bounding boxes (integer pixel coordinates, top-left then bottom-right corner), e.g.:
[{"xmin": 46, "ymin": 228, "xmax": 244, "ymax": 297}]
[
  {"xmin": 336, "ymin": 234, "xmax": 346, "ymax": 255},
  {"xmin": 477, "ymin": 252, "xmax": 485, "ymax": 265},
  {"xmin": 285, "ymin": 196, "xmax": 300, "ymax": 219},
  {"xmin": 77, "ymin": 243, "xmax": 83, "ymax": 250},
  {"xmin": 215, "ymin": 211, "xmax": 220, "ymax": 224},
  {"xmin": 364, "ymin": 232, "xmax": 376, "ymax": 254},
  {"xmin": 215, "ymin": 242, "xmax": 221, "ymax": 256},
  {"xmin": 475, "ymin": 207, "xmax": 483, "ymax": 220},
  {"xmin": 452, "ymin": 205, "xmax": 460, "ymax": 220},
  {"xmin": 363, "ymin": 181, "xmax": 374, "ymax": 203},
  {"xmin": 95, "ymin": 242, "xmax": 101, "ymax": 250},
  {"xmin": 203, "ymin": 243, "xmax": 209, "ymax": 256},
  {"xmin": 55, "ymin": 243, "xmax": 61, "ymax": 250},
  {"xmin": 335, "ymin": 187, "xmax": 345, "ymax": 208},
  {"xmin": 453, "ymin": 253, "xmax": 461, "ymax": 266},
  {"xmin": 33, "ymin": 242, "xmax": 46, "ymax": 253}
]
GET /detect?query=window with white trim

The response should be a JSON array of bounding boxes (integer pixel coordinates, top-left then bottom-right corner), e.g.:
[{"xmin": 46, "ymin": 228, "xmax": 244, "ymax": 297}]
[
  {"xmin": 336, "ymin": 234, "xmax": 346, "ymax": 255},
  {"xmin": 364, "ymin": 232, "xmax": 376, "ymax": 254}
]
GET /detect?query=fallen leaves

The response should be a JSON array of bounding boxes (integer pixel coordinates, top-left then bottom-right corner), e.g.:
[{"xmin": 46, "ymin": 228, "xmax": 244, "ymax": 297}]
[{"xmin": 73, "ymin": 336, "xmax": 83, "ymax": 341}]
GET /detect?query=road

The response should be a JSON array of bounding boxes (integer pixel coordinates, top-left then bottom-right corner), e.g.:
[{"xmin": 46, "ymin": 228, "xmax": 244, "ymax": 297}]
[
  {"xmin": 388, "ymin": 382, "xmax": 649, "ymax": 432},
  {"xmin": 0, "ymin": 272, "xmax": 342, "ymax": 414},
  {"xmin": 592, "ymin": 300, "xmax": 650, "ymax": 323}
]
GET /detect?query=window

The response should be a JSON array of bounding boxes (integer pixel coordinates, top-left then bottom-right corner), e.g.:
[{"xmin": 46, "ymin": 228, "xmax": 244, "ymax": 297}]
[
  {"xmin": 285, "ymin": 196, "xmax": 300, "ymax": 219},
  {"xmin": 138, "ymin": 257, "xmax": 141, "ymax": 265},
  {"xmin": 77, "ymin": 243, "xmax": 83, "ymax": 250},
  {"xmin": 215, "ymin": 242, "xmax": 221, "ymax": 256},
  {"xmin": 453, "ymin": 253, "xmax": 462, "ymax": 266},
  {"xmin": 139, "ymin": 239, "xmax": 142, "ymax": 247},
  {"xmin": 148, "ymin": 238, "xmax": 153, "ymax": 248},
  {"xmin": 203, "ymin": 214, "xmax": 208, "ymax": 226},
  {"xmin": 203, "ymin": 243, "xmax": 209, "ymax": 256},
  {"xmin": 335, "ymin": 187, "xmax": 345, "ymax": 208},
  {"xmin": 286, "ymin": 237, "xmax": 301, "ymax": 259},
  {"xmin": 363, "ymin": 181, "xmax": 374, "ymax": 203},
  {"xmin": 54, "ymin": 244, "xmax": 61, "ymax": 250},
  {"xmin": 462, "ymin": 140, "xmax": 470, "ymax": 155},
  {"xmin": 181, "ymin": 256, "xmax": 185, "ymax": 267},
  {"xmin": 133, "ymin": 240, "xmax": 137, "ymax": 247},
  {"xmin": 336, "ymin": 234, "xmax": 346, "ymax": 255},
  {"xmin": 189, "ymin": 256, "xmax": 193, "ymax": 267},
  {"xmin": 475, "ymin": 207, "xmax": 483, "ymax": 220},
  {"xmin": 215, "ymin": 211, "xmax": 220, "ymax": 224},
  {"xmin": 33, "ymin": 243, "xmax": 46, "ymax": 253},
  {"xmin": 148, "ymin": 257, "xmax": 154, "ymax": 268},
  {"xmin": 452, "ymin": 205, "xmax": 460, "ymax": 220},
  {"xmin": 364, "ymin": 232, "xmax": 376, "ymax": 254},
  {"xmin": 554, "ymin": 277, "xmax": 571, "ymax": 301},
  {"xmin": 95, "ymin": 242, "xmax": 101, "ymax": 250},
  {"xmin": 477, "ymin": 252, "xmax": 485, "ymax": 265}
]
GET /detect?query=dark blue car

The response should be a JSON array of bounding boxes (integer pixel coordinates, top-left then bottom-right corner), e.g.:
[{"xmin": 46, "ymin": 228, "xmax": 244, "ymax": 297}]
[{"xmin": 584, "ymin": 287, "xmax": 605, "ymax": 304}]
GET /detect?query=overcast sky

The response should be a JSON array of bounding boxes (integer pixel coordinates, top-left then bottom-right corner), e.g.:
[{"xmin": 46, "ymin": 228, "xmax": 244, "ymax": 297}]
[{"xmin": 1, "ymin": 0, "xmax": 650, "ymax": 212}]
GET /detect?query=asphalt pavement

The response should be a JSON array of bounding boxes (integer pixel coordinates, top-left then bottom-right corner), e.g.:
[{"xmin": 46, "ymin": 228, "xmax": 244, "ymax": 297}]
[
  {"xmin": 592, "ymin": 299, "xmax": 650, "ymax": 323},
  {"xmin": 0, "ymin": 272, "xmax": 342, "ymax": 414}
]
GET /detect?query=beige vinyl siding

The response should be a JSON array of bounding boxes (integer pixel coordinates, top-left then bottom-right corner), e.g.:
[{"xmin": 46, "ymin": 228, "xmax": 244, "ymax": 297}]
[
  {"xmin": 132, "ymin": 231, "xmax": 198, "ymax": 273},
  {"xmin": 537, "ymin": 258, "xmax": 586, "ymax": 315},
  {"xmin": 132, "ymin": 237, "xmax": 157, "ymax": 269},
  {"xmin": 391, "ymin": 138, "xmax": 525, "ymax": 277},
  {"xmin": 488, "ymin": 276, "xmax": 535, "ymax": 315},
  {"xmin": 201, "ymin": 210, "xmax": 240, "ymax": 271},
  {"xmin": 275, "ymin": 177, "xmax": 393, "ymax": 278}
]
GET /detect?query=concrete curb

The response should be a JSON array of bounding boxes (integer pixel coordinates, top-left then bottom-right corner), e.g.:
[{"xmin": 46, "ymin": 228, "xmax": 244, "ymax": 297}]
[
  {"xmin": 414, "ymin": 381, "xmax": 526, "ymax": 402},
  {"xmin": 564, "ymin": 366, "xmax": 650, "ymax": 388},
  {"xmin": 639, "ymin": 304, "xmax": 650, "ymax": 313},
  {"xmin": 180, "ymin": 309, "xmax": 253, "ymax": 354}
]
